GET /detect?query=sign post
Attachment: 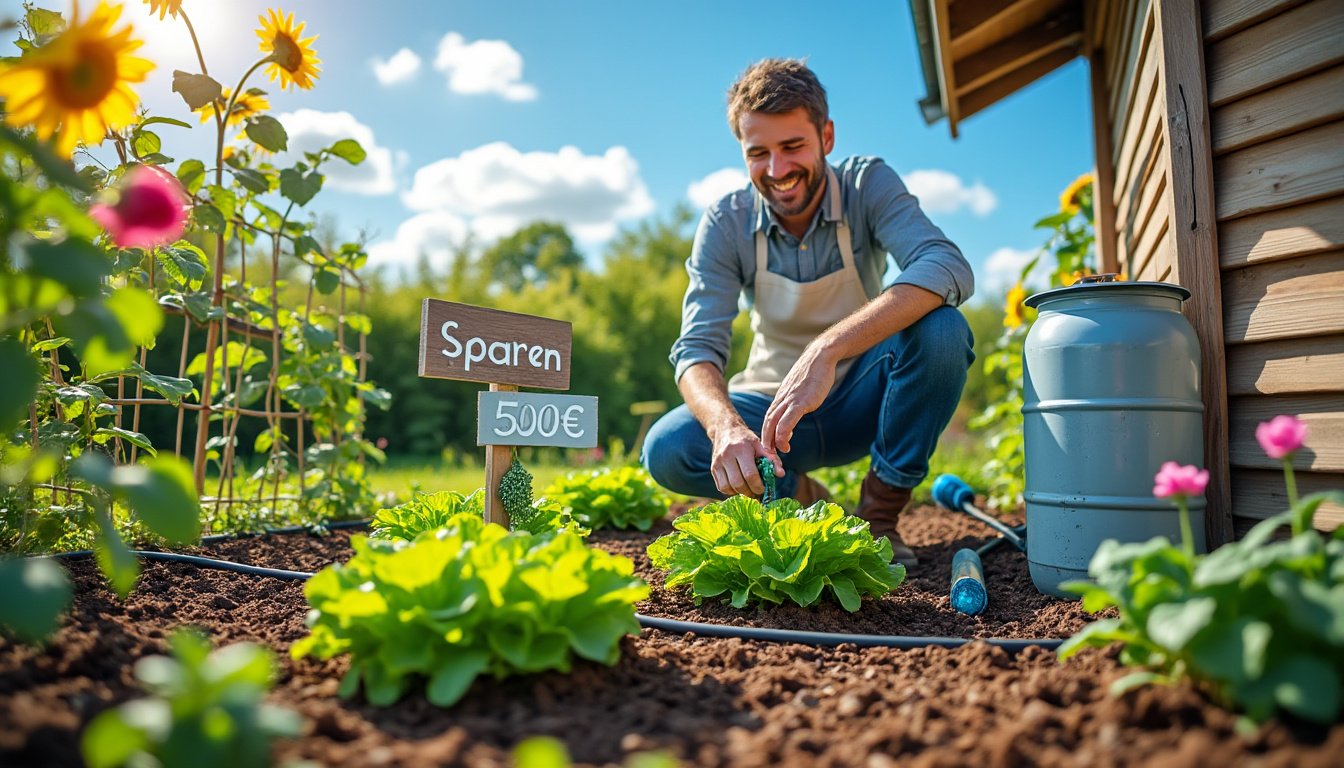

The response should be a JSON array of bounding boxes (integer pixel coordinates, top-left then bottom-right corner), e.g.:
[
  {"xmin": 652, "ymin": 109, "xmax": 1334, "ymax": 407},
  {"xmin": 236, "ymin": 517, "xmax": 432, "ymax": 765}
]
[{"xmin": 418, "ymin": 299, "xmax": 597, "ymax": 525}]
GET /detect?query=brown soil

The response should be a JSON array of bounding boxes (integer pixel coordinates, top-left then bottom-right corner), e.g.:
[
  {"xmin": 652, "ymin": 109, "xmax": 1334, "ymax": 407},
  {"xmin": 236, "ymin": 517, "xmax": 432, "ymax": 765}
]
[{"xmin": 1, "ymin": 505, "xmax": 1339, "ymax": 767}]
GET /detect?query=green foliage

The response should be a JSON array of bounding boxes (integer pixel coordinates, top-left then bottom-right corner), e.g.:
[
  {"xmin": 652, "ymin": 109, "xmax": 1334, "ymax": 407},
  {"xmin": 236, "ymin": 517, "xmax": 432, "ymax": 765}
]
[
  {"xmin": 647, "ymin": 497, "xmax": 905, "ymax": 611},
  {"xmin": 970, "ymin": 174, "xmax": 1096, "ymax": 510},
  {"xmin": 0, "ymin": 9, "xmax": 390, "ymax": 643},
  {"xmin": 292, "ymin": 516, "xmax": 648, "ymax": 707},
  {"xmin": 810, "ymin": 456, "xmax": 870, "ymax": 511},
  {"xmin": 543, "ymin": 466, "xmax": 670, "ymax": 531},
  {"xmin": 370, "ymin": 489, "xmax": 484, "ymax": 541},
  {"xmin": 1060, "ymin": 492, "xmax": 1344, "ymax": 725},
  {"xmin": 513, "ymin": 736, "xmax": 678, "ymax": 768},
  {"xmin": 0, "ymin": 557, "xmax": 72, "ymax": 642},
  {"xmin": 361, "ymin": 207, "xmax": 703, "ymax": 460},
  {"xmin": 81, "ymin": 629, "xmax": 302, "ymax": 768}
]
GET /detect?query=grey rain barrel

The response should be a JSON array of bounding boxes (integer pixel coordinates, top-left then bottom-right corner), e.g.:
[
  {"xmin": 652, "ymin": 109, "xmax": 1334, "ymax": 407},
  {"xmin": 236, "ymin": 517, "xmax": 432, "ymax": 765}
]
[{"xmin": 1022, "ymin": 278, "xmax": 1205, "ymax": 597}]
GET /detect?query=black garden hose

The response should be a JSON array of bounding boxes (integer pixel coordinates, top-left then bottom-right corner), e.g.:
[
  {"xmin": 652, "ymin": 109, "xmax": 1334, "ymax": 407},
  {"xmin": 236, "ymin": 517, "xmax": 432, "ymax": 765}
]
[{"xmin": 44, "ymin": 535, "xmax": 1064, "ymax": 651}]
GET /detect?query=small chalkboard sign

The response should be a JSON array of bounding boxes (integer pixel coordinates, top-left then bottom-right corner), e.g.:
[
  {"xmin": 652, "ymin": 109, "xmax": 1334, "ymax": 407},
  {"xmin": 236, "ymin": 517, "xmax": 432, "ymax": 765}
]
[{"xmin": 478, "ymin": 392, "xmax": 598, "ymax": 448}]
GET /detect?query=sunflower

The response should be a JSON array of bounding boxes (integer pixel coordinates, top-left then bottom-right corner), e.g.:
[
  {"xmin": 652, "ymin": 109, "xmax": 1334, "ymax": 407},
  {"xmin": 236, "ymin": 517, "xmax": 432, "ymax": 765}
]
[
  {"xmin": 142, "ymin": 0, "xmax": 182, "ymax": 20},
  {"xmin": 195, "ymin": 87, "xmax": 271, "ymax": 126},
  {"xmin": 1004, "ymin": 282, "xmax": 1027, "ymax": 329},
  {"xmin": 255, "ymin": 9, "xmax": 320, "ymax": 90},
  {"xmin": 1059, "ymin": 172, "xmax": 1094, "ymax": 216},
  {"xmin": 0, "ymin": 2, "xmax": 154, "ymax": 157}
]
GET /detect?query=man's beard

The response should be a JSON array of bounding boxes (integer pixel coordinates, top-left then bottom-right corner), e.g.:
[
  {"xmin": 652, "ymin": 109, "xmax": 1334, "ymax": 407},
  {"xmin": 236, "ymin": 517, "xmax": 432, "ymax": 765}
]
[{"xmin": 761, "ymin": 157, "xmax": 826, "ymax": 218}]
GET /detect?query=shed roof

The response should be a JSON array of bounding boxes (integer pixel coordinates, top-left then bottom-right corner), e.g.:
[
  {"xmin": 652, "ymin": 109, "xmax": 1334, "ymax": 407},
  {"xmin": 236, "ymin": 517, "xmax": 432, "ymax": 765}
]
[{"xmin": 910, "ymin": 0, "xmax": 1086, "ymax": 137}]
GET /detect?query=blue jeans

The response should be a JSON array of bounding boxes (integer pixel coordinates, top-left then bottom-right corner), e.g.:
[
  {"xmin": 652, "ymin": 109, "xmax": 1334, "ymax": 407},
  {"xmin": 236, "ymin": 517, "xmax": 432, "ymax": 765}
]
[{"xmin": 642, "ymin": 306, "xmax": 974, "ymax": 498}]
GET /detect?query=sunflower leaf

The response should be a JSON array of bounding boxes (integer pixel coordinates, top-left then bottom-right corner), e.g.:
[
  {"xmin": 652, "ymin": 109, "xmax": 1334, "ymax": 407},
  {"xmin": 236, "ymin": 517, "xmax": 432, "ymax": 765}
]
[
  {"xmin": 171, "ymin": 70, "xmax": 223, "ymax": 111},
  {"xmin": 245, "ymin": 116, "xmax": 289, "ymax": 153}
]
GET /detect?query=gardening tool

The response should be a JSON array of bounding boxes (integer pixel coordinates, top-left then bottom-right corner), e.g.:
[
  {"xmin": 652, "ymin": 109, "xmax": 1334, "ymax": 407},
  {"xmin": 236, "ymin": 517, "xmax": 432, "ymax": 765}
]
[
  {"xmin": 932, "ymin": 473, "xmax": 1027, "ymax": 616},
  {"xmin": 1022, "ymin": 278, "xmax": 1204, "ymax": 596}
]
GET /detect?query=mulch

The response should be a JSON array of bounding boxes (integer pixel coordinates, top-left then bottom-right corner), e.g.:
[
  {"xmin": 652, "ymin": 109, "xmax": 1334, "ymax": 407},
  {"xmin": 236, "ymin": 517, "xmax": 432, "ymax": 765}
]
[{"xmin": 1, "ymin": 504, "xmax": 1339, "ymax": 767}]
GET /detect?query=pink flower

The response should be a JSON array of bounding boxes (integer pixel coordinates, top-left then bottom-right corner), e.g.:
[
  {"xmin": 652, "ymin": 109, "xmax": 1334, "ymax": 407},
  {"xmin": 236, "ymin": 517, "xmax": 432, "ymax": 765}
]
[
  {"xmin": 1153, "ymin": 462, "xmax": 1209, "ymax": 499},
  {"xmin": 375, "ymin": 437, "xmax": 389, "ymax": 450},
  {"xmin": 1256, "ymin": 415, "xmax": 1308, "ymax": 460},
  {"xmin": 90, "ymin": 166, "xmax": 188, "ymax": 249}
]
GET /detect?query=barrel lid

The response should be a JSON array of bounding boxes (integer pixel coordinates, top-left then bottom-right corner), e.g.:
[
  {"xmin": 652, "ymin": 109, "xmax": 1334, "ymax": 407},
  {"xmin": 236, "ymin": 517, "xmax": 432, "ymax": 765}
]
[{"xmin": 1024, "ymin": 275, "xmax": 1190, "ymax": 309}]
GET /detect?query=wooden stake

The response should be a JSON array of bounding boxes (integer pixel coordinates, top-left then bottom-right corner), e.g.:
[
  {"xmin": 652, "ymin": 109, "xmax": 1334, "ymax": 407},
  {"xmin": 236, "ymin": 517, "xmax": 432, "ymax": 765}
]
[{"xmin": 483, "ymin": 383, "xmax": 518, "ymax": 526}]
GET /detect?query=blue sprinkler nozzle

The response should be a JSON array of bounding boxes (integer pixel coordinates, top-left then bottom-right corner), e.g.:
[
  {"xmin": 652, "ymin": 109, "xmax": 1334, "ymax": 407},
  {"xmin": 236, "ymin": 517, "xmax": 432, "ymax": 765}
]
[
  {"xmin": 933, "ymin": 473, "xmax": 975, "ymax": 512},
  {"xmin": 949, "ymin": 548, "xmax": 988, "ymax": 615}
]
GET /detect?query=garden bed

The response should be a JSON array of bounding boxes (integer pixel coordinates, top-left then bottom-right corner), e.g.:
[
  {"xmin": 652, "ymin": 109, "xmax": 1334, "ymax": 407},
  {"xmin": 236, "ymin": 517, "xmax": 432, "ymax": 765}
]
[{"xmin": 1, "ymin": 504, "xmax": 1339, "ymax": 767}]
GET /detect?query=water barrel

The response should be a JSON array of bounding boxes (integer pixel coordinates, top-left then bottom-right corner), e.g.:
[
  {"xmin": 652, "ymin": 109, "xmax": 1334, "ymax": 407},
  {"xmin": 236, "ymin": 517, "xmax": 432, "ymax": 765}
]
[{"xmin": 1022, "ymin": 277, "xmax": 1205, "ymax": 597}]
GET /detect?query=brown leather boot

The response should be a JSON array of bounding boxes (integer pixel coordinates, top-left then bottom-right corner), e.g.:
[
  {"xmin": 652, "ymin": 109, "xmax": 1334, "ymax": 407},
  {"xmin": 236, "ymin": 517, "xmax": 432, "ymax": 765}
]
[
  {"xmin": 853, "ymin": 469, "xmax": 919, "ymax": 568},
  {"xmin": 792, "ymin": 472, "xmax": 832, "ymax": 507}
]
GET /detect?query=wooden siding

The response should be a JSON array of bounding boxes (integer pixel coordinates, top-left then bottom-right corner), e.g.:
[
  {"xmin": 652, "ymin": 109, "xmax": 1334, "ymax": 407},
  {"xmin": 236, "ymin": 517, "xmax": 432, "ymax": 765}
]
[
  {"xmin": 1101, "ymin": 0, "xmax": 1177, "ymax": 283},
  {"xmin": 1205, "ymin": 0, "xmax": 1344, "ymax": 534}
]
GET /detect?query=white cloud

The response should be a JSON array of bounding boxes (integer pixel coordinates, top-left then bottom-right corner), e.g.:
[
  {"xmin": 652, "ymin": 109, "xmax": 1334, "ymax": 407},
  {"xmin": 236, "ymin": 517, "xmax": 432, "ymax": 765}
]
[
  {"xmin": 687, "ymin": 168, "xmax": 749, "ymax": 209},
  {"xmin": 371, "ymin": 48, "xmax": 422, "ymax": 86},
  {"xmin": 403, "ymin": 142, "xmax": 654, "ymax": 244},
  {"xmin": 904, "ymin": 169, "xmax": 997, "ymax": 216},
  {"xmin": 276, "ymin": 110, "xmax": 397, "ymax": 195},
  {"xmin": 980, "ymin": 246, "xmax": 1051, "ymax": 299},
  {"xmin": 366, "ymin": 211, "xmax": 470, "ymax": 273},
  {"xmin": 433, "ymin": 32, "xmax": 537, "ymax": 101}
]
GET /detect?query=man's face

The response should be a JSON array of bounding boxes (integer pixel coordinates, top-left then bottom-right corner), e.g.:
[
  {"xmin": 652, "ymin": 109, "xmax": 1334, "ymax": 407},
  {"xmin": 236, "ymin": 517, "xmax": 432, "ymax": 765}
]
[{"xmin": 739, "ymin": 108, "xmax": 834, "ymax": 220}]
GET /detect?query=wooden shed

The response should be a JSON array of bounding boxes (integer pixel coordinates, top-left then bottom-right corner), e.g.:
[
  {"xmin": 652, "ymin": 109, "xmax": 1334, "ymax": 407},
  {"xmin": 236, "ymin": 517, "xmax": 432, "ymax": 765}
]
[{"xmin": 909, "ymin": 0, "xmax": 1343, "ymax": 544}]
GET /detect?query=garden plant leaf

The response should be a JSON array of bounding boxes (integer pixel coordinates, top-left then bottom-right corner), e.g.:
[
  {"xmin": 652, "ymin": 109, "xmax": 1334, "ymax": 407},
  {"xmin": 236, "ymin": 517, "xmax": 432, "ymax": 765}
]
[{"xmin": 647, "ymin": 496, "xmax": 905, "ymax": 611}]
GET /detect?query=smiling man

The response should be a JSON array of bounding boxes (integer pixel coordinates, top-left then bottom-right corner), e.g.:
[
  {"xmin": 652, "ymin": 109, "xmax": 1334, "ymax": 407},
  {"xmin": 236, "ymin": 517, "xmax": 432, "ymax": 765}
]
[{"xmin": 640, "ymin": 59, "xmax": 975, "ymax": 567}]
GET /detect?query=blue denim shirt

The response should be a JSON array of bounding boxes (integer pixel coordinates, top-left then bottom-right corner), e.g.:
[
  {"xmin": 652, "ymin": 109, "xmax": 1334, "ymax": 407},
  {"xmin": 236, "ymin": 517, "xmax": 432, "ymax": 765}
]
[{"xmin": 670, "ymin": 156, "xmax": 975, "ymax": 382}]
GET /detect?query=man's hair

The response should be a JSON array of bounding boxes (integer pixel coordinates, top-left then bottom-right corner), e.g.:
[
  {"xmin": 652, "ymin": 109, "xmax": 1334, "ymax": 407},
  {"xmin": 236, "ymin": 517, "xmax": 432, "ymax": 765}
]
[{"xmin": 726, "ymin": 58, "xmax": 829, "ymax": 140}]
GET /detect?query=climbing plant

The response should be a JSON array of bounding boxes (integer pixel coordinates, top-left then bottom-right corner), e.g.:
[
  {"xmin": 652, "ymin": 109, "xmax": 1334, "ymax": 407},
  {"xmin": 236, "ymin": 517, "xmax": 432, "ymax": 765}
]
[
  {"xmin": 970, "ymin": 174, "xmax": 1096, "ymax": 510},
  {"xmin": 0, "ymin": 2, "xmax": 388, "ymax": 641}
]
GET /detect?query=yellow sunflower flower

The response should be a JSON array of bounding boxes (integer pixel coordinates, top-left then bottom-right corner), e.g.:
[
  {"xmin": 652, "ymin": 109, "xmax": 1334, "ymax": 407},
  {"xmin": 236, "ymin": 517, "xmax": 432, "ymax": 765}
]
[
  {"xmin": 255, "ymin": 9, "xmax": 320, "ymax": 90},
  {"xmin": 1004, "ymin": 282, "xmax": 1027, "ymax": 329},
  {"xmin": 0, "ymin": 1, "xmax": 154, "ymax": 157},
  {"xmin": 1059, "ymin": 172, "xmax": 1094, "ymax": 215},
  {"xmin": 195, "ymin": 87, "xmax": 272, "ymax": 126},
  {"xmin": 142, "ymin": 0, "xmax": 182, "ymax": 20}
]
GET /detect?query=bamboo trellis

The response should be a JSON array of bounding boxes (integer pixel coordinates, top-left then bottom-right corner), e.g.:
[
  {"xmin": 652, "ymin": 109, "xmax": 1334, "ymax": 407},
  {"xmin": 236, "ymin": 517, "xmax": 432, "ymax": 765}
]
[{"xmin": 39, "ymin": 219, "xmax": 373, "ymax": 528}]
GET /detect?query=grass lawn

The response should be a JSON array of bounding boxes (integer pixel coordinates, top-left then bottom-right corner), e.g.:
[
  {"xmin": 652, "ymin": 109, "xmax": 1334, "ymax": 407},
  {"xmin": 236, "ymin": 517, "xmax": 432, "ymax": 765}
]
[{"xmin": 366, "ymin": 457, "xmax": 594, "ymax": 503}]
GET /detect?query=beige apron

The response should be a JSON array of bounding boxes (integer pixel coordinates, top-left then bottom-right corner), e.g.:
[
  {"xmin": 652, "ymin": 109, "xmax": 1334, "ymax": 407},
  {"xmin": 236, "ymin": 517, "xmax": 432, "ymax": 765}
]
[{"xmin": 728, "ymin": 166, "xmax": 871, "ymax": 397}]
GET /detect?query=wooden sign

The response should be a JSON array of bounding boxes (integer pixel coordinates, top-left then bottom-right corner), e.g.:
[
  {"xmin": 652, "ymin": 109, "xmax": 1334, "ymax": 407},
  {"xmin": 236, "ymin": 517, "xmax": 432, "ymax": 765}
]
[
  {"xmin": 418, "ymin": 299, "xmax": 572, "ymax": 390},
  {"xmin": 477, "ymin": 392, "xmax": 598, "ymax": 448}
]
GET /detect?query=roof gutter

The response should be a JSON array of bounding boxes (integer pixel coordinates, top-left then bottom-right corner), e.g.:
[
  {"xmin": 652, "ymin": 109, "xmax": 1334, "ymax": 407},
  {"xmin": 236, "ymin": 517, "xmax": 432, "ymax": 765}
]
[{"xmin": 908, "ymin": 0, "xmax": 947, "ymax": 125}]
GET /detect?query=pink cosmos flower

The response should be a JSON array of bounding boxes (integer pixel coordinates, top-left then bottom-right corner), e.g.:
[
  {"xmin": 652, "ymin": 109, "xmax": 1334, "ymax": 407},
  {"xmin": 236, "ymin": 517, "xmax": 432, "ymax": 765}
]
[
  {"xmin": 1256, "ymin": 415, "xmax": 1308, "ymax": 460},
  {"xmin": 1153, "ymin": 461, "xmax": 1209, "ymax": 499},
  {"xmin": 90, "ymin": 165, "xmax": 188, "ymax": 249}
]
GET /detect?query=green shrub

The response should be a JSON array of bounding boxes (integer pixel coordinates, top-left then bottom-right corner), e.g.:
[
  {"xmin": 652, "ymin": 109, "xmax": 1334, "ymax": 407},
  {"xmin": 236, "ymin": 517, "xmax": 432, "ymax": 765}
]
[
  {"xmin": 81, "ymin": 629, "xmax": 301, "ymax": 768},
  {"xmin": 542, "ymin": 466, "xmax": 670, "ymax": 531},
  {"xmin": 1060, "ymin": 493, "xmax": 1344, "ymax": 725},
  {"xmin": 647, "ymin": 497, "xmax": 905, "ymax": 611},
  {"xmin": 292, "ymin": 513, "xmax": 648, "ymax": 707}
]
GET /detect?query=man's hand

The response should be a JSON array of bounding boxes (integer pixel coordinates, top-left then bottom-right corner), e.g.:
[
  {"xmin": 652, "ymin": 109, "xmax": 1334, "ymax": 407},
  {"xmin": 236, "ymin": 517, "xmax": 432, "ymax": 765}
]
[
  {"xmin": 709, "ymin": 421, "xmax": 774, "ymax": 498},
  {"xmin": 761, "ymin": 343, "xmax": 837, "ymax": 456}
]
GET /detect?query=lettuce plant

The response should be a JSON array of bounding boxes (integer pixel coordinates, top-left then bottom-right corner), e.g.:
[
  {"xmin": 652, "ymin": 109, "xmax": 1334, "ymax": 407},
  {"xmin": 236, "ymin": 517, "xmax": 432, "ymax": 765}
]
[
  {"xmin": 292, "ymin": 512, "xmax": 648, "ymax": 707},
  {"xmin": 81, "ymin": 629, "xmax": 301, "ymax": 768},
  {"xmin": 369, "ymin": 489, "xmax": 484, "ymax": 541},
  {"xmin": 647, "ymin": 497, "xmax": 905, "ymax": 611},
  {"xmin": 370, "ymin": 489, "xmax": 584, "ymax": 539},
  {"xmin": 542, "ymin": 466, "xmax": 670, "ymax": 531},
  {"xmin": 1060, "ymin": 492, "xmax": 1344, "ymax": 725}
]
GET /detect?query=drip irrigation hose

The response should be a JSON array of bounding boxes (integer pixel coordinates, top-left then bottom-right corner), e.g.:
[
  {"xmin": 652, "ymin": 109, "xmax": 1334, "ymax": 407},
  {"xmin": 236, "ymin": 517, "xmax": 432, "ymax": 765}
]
[{"xmin": 41, "ymin": 534, "xmax": 1064, "ymax": 652}]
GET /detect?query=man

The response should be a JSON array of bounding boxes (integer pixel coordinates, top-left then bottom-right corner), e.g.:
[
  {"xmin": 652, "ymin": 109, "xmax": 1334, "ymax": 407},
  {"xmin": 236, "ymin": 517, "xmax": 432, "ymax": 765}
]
[{"xmin": 641, "ymin": 59, "xmax": 974, "ymax": 567}]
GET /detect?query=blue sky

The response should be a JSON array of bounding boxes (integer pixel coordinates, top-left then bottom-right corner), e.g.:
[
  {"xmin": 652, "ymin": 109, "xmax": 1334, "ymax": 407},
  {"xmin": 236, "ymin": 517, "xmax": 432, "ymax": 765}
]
[{"xmin": 13, "ymin": 0, "xmax": 1095, "ymax": 303}]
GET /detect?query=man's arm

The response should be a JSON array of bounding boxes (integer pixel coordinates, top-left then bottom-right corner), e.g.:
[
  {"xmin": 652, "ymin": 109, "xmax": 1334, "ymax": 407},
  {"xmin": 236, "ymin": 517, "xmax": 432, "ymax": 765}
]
[
  {"xmin": 678, "ymin": 362, "xmax": 770, "ymax": 497},
  {"xmin": 760, "ymin": 284, "xmax": 942, "ymax": 455},
  {"xmin": 670, "ymin": 202, "xmax": 773, "ymax": 497}
]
